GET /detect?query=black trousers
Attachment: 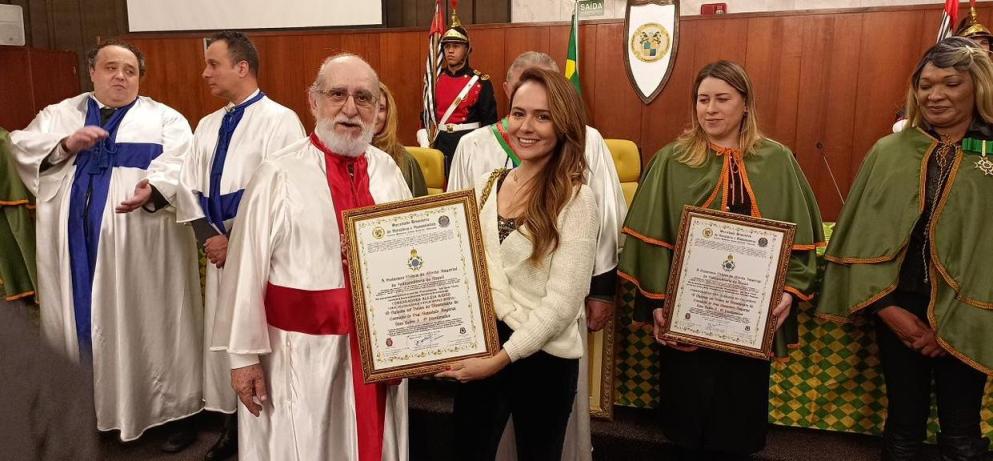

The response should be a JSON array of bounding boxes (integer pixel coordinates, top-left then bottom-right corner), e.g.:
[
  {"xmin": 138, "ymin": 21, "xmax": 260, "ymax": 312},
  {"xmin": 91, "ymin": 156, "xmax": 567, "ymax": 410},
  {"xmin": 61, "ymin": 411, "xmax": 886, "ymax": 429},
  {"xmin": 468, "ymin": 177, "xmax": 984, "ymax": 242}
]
[
  {"xmin": 875, "ymin": 291, "xmax": 989, "ymax": 458},
  {"xmin": 434, "ymin": 129, "xmax": 472, "ymax": 177},
  {"xmin": 657, "ymin": 347, "xmax": 772, "ymax": 456},
  {"xmin": 453, "ymin": 322, "xmax": 579, "ymax": 461}
]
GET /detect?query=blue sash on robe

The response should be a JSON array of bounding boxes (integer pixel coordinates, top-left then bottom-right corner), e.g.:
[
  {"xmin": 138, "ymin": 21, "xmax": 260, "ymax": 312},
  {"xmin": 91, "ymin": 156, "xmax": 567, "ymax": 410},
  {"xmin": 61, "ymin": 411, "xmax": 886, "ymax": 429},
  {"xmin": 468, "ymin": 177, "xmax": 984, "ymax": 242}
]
[
  {"xmin": 67, "ymin": 97, "xmax": 164, "ymax": 353},
  {"xmin": 198, "ymin": 91, "xmax": 266, "ymax": 235}
]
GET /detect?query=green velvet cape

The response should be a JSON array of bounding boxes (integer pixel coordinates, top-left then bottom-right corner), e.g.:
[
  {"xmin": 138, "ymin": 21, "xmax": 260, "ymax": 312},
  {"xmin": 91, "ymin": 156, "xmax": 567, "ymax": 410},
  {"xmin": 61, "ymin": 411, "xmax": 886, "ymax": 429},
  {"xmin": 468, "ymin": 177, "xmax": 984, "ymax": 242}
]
[
  {"xmin": 618, "ymin": 138, "xmax": 825, "ymax": 356},
  {"xmin": 0, "ymin": 128, "xmax": 37, "ymax": 301},
  {"xmin": 817, "ymin": 128, "xmax": 993, "ymax": 374}
]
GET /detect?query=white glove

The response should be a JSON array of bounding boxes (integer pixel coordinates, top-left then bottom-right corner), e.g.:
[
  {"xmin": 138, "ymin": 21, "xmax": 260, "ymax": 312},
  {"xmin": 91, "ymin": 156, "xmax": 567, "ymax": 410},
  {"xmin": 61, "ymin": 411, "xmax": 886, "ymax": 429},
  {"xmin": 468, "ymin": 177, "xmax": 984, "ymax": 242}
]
[
  {"xmin": 892, "ymin": 118, "xmax": 907, "ymax": 133},
  {"xmin": 416, "ymin": 128, "xmax": 430, "ymax": 148}
]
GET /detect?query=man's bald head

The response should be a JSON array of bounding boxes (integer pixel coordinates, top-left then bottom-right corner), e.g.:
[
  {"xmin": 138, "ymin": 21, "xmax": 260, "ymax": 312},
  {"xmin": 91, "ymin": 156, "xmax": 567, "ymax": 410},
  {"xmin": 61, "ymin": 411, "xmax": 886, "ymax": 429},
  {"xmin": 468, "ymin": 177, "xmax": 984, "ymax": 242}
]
[
  {"xmin": 310, "ymin": 53, "xmax": 380, "ymax": 99},
  {"xmin": 504, "ymin": 51, "xmax": 560, "ymax": 99}
]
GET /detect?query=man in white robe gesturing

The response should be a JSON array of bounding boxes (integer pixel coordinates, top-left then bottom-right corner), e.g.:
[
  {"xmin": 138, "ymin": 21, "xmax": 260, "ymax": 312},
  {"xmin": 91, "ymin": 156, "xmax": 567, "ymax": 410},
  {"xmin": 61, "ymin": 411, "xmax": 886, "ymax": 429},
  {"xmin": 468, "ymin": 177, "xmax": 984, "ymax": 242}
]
[
  {"xmin": 214, "ymin": 53, "xmax": 411, "ymax": 461},
  {"xmin": 447, "ymin": 51, "xmax": 628, "ymax": 461},
  {"xmin": 175, "ymin": 30, "xmax": 305, "ymax": 461},
  {"xmin": 8, "ymin": 40, "xmax": 204, "ymax": 444}
]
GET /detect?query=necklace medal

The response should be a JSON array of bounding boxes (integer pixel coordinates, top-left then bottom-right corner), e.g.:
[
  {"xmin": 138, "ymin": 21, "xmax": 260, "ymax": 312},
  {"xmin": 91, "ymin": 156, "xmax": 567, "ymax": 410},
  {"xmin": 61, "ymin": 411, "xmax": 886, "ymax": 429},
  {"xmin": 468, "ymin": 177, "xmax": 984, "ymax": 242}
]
[{"xmin": 962, "ymin": 138, "xmax": 993, "ymax": 176}]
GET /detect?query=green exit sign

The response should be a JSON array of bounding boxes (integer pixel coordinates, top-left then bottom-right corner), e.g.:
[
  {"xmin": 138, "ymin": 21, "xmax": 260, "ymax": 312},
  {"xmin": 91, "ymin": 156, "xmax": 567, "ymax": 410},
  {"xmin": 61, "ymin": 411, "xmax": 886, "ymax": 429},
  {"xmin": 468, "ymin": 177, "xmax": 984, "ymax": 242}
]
[{"xmin": 578, "ymin": 0, "xmax": 605, "ymax": 18}]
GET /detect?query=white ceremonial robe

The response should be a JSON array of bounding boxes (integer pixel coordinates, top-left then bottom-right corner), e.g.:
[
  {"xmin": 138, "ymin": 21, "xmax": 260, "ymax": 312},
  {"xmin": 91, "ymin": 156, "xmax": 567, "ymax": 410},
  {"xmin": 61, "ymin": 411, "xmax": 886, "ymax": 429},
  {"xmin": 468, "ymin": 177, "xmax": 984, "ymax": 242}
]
[
  {"xmin": 213, "ymin": 138, "xmax": 412, "ymax": 461},
  {"xmin": 177, "ymin": 91, "xmax": 305, "ymax": 413},
  {"xmin": 449, "ymin": 123, "xmax": 628, "ymax": 461},
  {"xmin": 9, "ymin": 93, "xmax": 203, "ymax": 441}
]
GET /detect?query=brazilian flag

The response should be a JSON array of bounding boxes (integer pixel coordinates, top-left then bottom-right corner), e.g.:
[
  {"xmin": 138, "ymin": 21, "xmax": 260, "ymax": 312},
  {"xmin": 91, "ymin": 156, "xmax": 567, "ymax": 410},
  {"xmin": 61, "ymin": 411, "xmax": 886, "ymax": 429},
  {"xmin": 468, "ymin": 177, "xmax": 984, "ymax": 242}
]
[{"xmin": 565, "ymin": 1, "xmax": 581, "ymax": 93}]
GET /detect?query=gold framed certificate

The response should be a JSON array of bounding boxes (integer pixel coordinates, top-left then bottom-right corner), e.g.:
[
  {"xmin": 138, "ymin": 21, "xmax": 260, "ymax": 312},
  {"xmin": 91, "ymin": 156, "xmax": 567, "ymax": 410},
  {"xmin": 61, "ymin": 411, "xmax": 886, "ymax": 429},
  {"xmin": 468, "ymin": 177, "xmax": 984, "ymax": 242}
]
[
  {"xmin": 660, "ymin": 206, "xmax": 796, "ymax": 360},
  {"xmin": 343, "ymin": 190, "xmax": 500, "ymax": 383},
  {"xmin": 587, "ymin": 316, "xmax": 616, "ymax": 419}
]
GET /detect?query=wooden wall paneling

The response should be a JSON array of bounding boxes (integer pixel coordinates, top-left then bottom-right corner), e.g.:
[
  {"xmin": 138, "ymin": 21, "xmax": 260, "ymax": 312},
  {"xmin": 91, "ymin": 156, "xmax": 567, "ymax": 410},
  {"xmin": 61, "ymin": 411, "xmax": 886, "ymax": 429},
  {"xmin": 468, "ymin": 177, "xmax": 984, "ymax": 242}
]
[
  {"xmin": 130, "ymin": 37, "xmax": 208, "ymax": 125},
  {"xmin": 592, "ymin": 22, "xmax": 642, "ymax": 144},
  {"xmin": 578, "ymin": 23, "xmax": 599, "ymax": 121},
  {"xmin": 117, "ymin": 3, "xmax": 993, "ymax": 223},
  {"xmin": 640, "ymin": 19, "xmax": 698, "ymax": 160},
  {"xmin": 465, "ymin": 27, "xmax": 507, "ymax": 116},
  {"xmin": 0, "ymin": 47, "xmax": 36, "ymax": 130},
  {"xmin": 340, "ymin": 32, "xmax": 382, "ymax": 71},
  {"xmin": 29, "ymin": 48, "xmax": 80, "ymax": 111},
  {"xmin": 978, "ymin": 5, "xmax": 993, "ymax": 35},
  {"xmin": 48, "ymin": 0, "xmax": 88, "ymax": 88},
  {"xmin": 850, "ymin": 9, "xmax": 925, "ymax": 180},
  {"xmin": 25, "ymin": 0, "xmax": 51, "ymax": 48},
  {"xmin": 743, "ymin": 16, "xmax": 803, "ymax": 151},
  {"xmin": 793, "ymin": 14, "xmax": 864, "ymax": 221},
  {"xmin": 501, "ymin": 24, "xmax": 551, "ymax": 97},
  {"xmin": 918, "ymin": 8, "xmax": 943, "ymax": 53},
  {"xmin": 80, "ymin": 0, "xmax": 117, "ymax": 48},
  {"xmin": 114, "ymin": 0, "xmax": 128, "ymax": 37},
  {"xmin": 688, "ymin": 16, "xmax": 749, "ymax": 70},
  {"xmin": 252, "ymin": 35, "xmax": 311, "ymax": 130},
  {"xmin": 416, "ymin": 0, "xmax": 439, "ymax": 27},
  {"xmin": 260, "ymin": 34, "xmax": 346, "ymax": 129},
  {"xmin": 380, "ymin": 30, "xmax": 430, "ymax": 145},
  {"xmin": 547, "ymin": 23, "xmax": 596, "ymax": 127},
  {"xmin": 474, "ymin": 0, "xmax": 509, "ymax": 25},
  {"xmin": 455, "ymin": 0, "xmax": 473, "ymax": 24},
  {"xmin": 546, "ymin": 24, "xmax": 570, "ymax": 71},
  {"xmin": 384, "ymin": 0, "xmax": 409, "ymax": 28}
]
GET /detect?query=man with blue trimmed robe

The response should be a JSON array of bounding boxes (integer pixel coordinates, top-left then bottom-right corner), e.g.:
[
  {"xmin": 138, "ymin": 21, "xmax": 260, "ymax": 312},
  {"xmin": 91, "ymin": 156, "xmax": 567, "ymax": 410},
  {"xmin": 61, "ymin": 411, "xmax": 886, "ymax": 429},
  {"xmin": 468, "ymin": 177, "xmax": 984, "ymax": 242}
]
[
  {"xmin": 175, "ymin": 31, "xmax": 304, "ymax": 461},
  {"xmin": 8, "ymin": 41, "xmax": 204, "ymax": 443}
]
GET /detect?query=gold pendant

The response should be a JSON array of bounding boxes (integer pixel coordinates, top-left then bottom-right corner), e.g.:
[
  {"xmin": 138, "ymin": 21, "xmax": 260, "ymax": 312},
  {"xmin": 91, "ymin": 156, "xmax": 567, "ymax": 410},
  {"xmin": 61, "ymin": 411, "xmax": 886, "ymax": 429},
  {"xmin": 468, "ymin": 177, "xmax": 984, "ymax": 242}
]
[{"xmin": 976, "ymin": 155, "xmax": 993, "ymax": 176}]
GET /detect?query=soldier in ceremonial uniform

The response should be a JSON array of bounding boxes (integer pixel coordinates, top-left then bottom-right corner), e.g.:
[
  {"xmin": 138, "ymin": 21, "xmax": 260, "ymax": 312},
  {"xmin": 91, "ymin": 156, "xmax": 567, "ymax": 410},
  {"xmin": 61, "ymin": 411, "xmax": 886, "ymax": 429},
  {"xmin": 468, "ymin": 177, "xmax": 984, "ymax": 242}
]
[
  {"xmin": 956, "ymin": 4, "xmax": 993, "ymax": 52},
  {"xmin": 429, "ymin": 9, "xmax": 498, "ymax": 174}
]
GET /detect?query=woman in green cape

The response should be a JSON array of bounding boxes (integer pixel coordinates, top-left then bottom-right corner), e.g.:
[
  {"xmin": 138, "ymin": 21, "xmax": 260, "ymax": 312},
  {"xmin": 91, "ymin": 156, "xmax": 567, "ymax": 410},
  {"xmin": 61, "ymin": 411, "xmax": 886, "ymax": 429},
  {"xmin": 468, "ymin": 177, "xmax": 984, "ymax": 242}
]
[
  {"xmin": 818, "ymin": 37, "xmax": 993, "ymax": 461},
  {"xmin": 618, "ymin": 61, "xmax": 824, "ymax": 460}
]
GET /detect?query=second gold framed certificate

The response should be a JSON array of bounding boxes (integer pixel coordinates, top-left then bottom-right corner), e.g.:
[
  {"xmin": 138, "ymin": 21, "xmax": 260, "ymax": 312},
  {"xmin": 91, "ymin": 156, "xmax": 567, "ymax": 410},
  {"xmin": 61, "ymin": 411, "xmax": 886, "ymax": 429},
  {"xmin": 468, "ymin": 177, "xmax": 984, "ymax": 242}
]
[
  {"xmin": 660, "ymin": 206, "xmax": 796, "ymax": 360},
  {"xmin": 343, "ymin": 190, "xmax": 499, "ymax": 383}
]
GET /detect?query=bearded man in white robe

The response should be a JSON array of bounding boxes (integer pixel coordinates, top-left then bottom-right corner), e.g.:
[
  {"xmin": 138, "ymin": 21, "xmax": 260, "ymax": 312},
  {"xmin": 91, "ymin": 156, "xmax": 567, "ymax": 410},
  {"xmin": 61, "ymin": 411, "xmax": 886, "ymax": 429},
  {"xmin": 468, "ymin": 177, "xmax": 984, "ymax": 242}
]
[
  {"xmin": 8, "ymin": 40, "xmax": 203, "ymax": 443},
  {"xmin": 214, "ymin": 53, "xmax": 411, "ymax": 461}
]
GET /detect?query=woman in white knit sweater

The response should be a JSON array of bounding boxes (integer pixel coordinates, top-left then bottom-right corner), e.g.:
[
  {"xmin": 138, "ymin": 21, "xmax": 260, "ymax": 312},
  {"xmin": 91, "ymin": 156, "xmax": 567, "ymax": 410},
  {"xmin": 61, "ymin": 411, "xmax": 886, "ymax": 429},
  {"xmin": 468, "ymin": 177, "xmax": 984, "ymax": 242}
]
[{"xmin": 437, "ymin": 67, "xmax": 599, "ymax": 460}]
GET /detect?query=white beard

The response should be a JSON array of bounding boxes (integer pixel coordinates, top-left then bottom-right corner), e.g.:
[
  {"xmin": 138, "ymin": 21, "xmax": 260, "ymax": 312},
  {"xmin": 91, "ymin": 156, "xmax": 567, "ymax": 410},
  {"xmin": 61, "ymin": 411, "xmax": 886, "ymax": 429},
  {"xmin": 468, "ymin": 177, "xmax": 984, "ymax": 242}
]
[{"xmin": 315, "ymin": 116, "xmax": 375, "ymax": 157}]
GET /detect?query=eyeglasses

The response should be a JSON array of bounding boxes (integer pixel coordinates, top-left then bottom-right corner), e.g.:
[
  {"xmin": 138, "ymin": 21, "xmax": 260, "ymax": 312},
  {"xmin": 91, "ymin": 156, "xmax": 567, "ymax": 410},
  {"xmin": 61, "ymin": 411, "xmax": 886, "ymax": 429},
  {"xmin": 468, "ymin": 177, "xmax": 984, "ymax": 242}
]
[{"xmin": 317, "ymin": 88, "xmax": 378, "ymax": 110}]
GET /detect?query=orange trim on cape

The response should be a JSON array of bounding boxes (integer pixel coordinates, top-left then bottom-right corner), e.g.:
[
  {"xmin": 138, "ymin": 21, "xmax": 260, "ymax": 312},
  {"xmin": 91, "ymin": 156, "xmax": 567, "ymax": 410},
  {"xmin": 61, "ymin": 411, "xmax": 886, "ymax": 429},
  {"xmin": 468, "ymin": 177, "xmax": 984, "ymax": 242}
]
[
  {"xmin": 928, "ymin": 149, "xmax": 967, "ymax": 295},
  {"xmin": 959, "ymin": 296, "xmax": 993, "ymax": 310},
  {"xmin": 622, "ymin": 226, "xmax": 674, "ymax": 249},
  {"xmin": 784, "ymin": 286, "xmax": 814, "ymax": 303},
  {"xmin": 5, "ymin": 290, "xmax": 35, "ymax": 302},
  {"xmin": 925, "ymin": 266, "xmax": 993, "ymax": 376},
  {"xmin": 824, "ymin": 253, "xmax": 898, "ymax": 265},
  {"xmin": 700, "ymin": 148, "xmax": 730, "ymax": 210},
  {"xmin": 792, "ymin": 241, "xmax": 827, "ymax": 251},
  {"xmin": 707, "ymin": 144, "xmax": 762, "ymax": 217},
  {"xmin": 618, "ymin": 270, "xmax": 667, "ymax": 300}
]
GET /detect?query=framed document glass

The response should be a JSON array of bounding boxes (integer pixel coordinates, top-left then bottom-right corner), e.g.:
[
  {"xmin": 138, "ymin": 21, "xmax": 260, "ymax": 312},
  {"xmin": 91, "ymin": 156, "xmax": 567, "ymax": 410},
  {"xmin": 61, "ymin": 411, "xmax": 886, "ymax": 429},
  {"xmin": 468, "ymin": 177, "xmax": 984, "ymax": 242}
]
[
  {"xmin": 660, "ymin": 206, "xmax": 796, "ymax": 359},
  {"xmin": 343, "ymin": 190, "xmax": 499, "ymax": 382}
]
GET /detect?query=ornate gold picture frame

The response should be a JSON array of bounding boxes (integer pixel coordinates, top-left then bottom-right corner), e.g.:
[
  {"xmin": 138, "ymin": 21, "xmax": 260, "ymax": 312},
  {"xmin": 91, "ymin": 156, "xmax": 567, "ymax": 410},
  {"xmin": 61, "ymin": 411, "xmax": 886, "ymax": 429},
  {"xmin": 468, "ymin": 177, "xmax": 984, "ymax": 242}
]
[
  {"xmin": 661, "ymin": 206, "xmax": 795, "ymax": 360},
  {"xmin": 343, "ymin": 190, "xmax": 500, "ymax": 382}
]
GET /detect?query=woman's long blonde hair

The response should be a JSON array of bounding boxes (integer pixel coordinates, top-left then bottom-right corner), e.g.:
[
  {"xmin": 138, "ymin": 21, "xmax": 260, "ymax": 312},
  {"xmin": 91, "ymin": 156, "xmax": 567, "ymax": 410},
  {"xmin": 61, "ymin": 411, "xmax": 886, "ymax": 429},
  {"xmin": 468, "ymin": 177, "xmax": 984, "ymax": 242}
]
[
  {"xmin": 372, "ymin": 82, "xmax": 407, "ymax": 165},
  {"xmin": 905, "ymin": 36, "xmax": 993, "ymax": 129},
  {"xmin": 511, "ymin": 67, "xmax": 588, "ymax": 265},
  {"xmin": 675, "ymin": 60, "xmax": 762, "ymax": 167}
]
